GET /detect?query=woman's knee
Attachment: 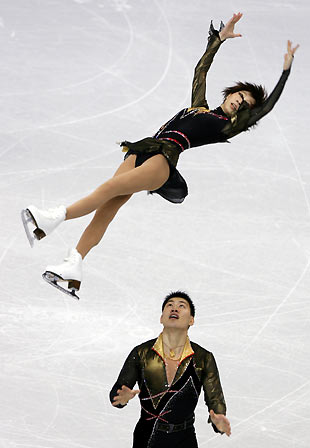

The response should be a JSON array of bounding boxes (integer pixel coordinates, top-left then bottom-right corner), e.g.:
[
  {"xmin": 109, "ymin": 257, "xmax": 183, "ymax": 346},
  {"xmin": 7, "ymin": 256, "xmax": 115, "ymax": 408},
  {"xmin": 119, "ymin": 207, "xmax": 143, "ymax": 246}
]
[
  {"xmin": 95, "ymin": 195, "xmax": 131, "ymax": 222},
  {"xmin": 92, "ymin": 177, "xmax": 125, "ymax": 204}
]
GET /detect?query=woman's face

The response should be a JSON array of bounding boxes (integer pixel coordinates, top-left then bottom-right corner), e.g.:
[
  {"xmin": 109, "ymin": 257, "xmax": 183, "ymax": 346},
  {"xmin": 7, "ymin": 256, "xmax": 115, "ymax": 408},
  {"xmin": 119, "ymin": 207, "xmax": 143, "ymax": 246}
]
[{"xmin": 221, "ymin": 90, "xmax": 256, "ymax": 116}]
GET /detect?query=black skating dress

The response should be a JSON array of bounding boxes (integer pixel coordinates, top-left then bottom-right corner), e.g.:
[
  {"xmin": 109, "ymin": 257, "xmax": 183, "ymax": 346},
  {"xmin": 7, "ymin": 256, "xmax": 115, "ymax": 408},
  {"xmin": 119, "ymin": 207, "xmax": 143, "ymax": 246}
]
[
  {"xmin": 121, "ymin": 22, "xmax": 292, "ymax": 203},
  {"xmin": 110, "ymin": 334, "xmax": 226, "ymax": 448}
]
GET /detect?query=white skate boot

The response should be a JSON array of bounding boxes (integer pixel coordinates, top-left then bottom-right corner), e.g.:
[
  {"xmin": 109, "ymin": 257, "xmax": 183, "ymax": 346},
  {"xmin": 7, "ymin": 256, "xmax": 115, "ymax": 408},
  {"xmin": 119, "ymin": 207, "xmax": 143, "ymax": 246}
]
[
  {"xmin": 42, "ymin": 248, "xmax": 82, "ymax": 300},
  {"xmin": 21, "ymin": 205, "xmax": 66, "ymax": 247}
]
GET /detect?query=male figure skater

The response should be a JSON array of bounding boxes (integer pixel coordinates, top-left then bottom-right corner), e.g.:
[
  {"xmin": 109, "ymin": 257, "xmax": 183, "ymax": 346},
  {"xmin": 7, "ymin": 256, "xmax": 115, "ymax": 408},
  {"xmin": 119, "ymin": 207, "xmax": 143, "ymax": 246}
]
[{"xmin": 110, "ymin": 291, "xmax": 230, "ymax": 447}]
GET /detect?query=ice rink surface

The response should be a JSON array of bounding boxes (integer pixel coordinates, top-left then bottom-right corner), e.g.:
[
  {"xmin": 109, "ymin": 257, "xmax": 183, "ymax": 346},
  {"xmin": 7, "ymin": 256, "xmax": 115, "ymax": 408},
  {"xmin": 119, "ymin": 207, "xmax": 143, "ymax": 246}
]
[{"xmin": 0, "ymin": 0, "xmax": 309, "ymax": 446}]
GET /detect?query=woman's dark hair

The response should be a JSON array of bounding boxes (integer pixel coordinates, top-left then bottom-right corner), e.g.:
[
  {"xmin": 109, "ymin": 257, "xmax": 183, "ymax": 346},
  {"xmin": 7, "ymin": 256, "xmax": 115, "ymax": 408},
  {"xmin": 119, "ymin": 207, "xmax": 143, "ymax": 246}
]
[
  {"xmin": 162, "ymin": 290, "xmax": 195, "ymax": 317},
  {"xmin": 222, "ymin": 81, "xmax": 267, "ymax": 108}
]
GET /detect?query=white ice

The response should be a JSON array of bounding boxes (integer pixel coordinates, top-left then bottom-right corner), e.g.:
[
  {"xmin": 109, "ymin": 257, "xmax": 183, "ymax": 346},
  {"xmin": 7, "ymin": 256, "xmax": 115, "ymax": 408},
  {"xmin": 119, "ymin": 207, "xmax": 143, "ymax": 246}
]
[{"xmin": 0, "ymin": 1, "xmax": 309, "ymax": 447}]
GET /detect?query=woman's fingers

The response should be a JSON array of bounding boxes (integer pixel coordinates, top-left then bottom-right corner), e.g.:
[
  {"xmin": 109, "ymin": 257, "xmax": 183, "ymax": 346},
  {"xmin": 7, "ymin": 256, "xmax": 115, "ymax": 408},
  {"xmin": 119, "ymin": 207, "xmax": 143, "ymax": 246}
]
[
  {"xmin": 283, "ymin": 40, "xmax": 299, "ymax": 69},
  {"xmin": 287, "ymin": 39, "xmax": 300, "ymax": 55},
  {"xmin": 231, "ymin": 12, "xmax": 243, "ymax": 23},
  {"xmin": 292, "ymin": 43, "xmax": 300, "ymax": 55}
]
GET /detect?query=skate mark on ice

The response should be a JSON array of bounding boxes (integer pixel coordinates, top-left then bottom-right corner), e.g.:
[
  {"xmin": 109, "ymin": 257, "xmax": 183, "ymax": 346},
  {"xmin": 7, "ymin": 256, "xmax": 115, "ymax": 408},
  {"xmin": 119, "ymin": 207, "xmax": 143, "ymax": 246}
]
[
  {"xmin": 202, "ymin": 379, "xmax": 310, "ymax": 445},
  {"xmin": 0, "ymin": 0, "xmax": 172, "ymax": 133},
  {"xmin": 240, "ymin": 118, "xmax": 310, "ymax": 354},
  {"xmin": 0, "ymin": 2, "xmax": 134, "ymax": 99}
]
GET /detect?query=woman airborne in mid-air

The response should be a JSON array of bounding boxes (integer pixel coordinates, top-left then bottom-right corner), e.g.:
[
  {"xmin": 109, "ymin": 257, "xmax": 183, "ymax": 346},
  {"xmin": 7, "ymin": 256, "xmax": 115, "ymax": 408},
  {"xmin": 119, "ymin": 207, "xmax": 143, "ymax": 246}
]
[{"xmin": 21, "ymin": 13, "xmax": 299, "ymax": 299}]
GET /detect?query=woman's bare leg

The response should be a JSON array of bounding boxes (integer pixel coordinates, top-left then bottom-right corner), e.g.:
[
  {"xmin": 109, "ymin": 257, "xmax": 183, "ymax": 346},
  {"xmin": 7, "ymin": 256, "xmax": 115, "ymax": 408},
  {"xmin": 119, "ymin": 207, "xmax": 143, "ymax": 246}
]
[
  {"xmin": 75, "ymin": 157, "xmax": 136, "ymax": 258},
  {"xmin": 76, "ymin": 194, "xmax": 131, "ymax": 258},
  {"xmin": 66, "ymin": 154, "xmax": 170, "ymax": 220}
]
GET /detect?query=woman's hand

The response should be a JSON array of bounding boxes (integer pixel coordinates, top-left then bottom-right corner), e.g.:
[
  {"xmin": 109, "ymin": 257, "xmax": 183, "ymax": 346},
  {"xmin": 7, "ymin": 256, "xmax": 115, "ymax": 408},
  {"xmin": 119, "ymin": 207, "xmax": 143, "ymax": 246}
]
[
  {"xmin": 112, "ymin": 385, "xmax": 140, "ymax": 406},
  {"xmin": 219, "ymin": 12, "xmax": 243, "ymax": 41},
  {"xmin": 283, "ymin": 40, "xmax": 299, "ymax": 70}
]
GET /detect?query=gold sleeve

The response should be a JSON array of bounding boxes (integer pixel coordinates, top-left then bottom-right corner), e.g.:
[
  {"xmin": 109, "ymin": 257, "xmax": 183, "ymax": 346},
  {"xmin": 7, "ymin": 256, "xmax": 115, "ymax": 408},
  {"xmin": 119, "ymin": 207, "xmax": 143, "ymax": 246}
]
[{"xmin": 191, "ymin": 22, "xmax": 224, "ymax": 109}]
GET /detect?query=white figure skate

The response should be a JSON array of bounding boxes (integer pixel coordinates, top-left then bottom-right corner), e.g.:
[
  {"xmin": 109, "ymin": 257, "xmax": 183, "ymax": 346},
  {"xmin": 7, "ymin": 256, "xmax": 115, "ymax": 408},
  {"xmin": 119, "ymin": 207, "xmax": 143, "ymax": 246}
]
[
  {"xmin": 21, "ymin": 205, "xmax": 66, "ymax": 247},
  {"xmin": 42, "ymin": 248, "xmax": 82, "ymax": 300}
]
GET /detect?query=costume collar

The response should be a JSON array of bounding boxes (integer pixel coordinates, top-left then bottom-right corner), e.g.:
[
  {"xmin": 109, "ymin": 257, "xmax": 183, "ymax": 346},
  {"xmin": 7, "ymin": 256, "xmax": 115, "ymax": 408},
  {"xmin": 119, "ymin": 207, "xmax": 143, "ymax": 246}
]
[
  {"xmin": 152, "ymin": 332, "xmax": 194, "ymax": 364},
  {"xmin": 212, "ymin": 106, "xmax": 229, "ymax": 118}
]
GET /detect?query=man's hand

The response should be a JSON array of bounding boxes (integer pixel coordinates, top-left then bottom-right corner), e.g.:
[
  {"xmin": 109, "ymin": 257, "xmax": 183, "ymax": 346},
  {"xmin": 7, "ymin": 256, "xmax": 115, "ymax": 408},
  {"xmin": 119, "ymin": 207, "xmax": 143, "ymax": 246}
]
[
  {"xmin": 219, "ymin": 12, "xmax": 243, "ymax": 41},
  {"xmin": 112, "ymin": 385, "xmax": 140, "ymax": 407},
  {"xmin": 209, "ymin": 409, "xmax": 231, "ymax": 436},
  {"xmin": 283, "ymin": 40, "xmax": 299, "ymax": 70}
]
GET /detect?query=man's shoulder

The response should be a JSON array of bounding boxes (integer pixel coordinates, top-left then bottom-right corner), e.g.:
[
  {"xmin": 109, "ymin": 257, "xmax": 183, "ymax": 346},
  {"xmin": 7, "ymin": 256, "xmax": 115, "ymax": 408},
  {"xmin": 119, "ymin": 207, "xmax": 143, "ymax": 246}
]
[
  {"xmin": 134, "ymin": 338, "xmax": 157, "ymax": 352},
  {"xmin": 191, "ymin": 341, "xmax": 213, "ymax": 358}
]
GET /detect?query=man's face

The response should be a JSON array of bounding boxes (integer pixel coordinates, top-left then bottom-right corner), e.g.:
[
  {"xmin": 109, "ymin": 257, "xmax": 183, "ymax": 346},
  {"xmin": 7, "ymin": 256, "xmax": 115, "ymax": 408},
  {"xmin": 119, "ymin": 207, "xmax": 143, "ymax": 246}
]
[
  {"xmin": 222, "ymin": 90, "xmax": 256, "ymax": 116},
  {"xmin": 160, "ymin": 297, "xmax": 194, "ymax": 329}
]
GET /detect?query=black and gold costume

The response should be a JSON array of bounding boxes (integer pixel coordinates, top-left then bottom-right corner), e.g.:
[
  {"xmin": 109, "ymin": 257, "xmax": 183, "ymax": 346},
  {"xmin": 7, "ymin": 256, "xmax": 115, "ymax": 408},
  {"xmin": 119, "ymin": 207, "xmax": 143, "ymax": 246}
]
[
  {"xmin": 122, "ymin": 21, "xmax": 291, "ymax": 204},
  {"xmin": 110, "ymin": 334, "xmax": 226, "ymax": 448}
]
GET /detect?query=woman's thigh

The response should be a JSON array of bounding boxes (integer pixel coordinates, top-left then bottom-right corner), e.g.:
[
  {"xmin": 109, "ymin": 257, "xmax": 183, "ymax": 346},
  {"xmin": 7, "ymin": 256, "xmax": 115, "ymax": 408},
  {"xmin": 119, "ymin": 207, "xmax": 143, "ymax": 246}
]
[
  {"xmin": 107, "ymin": 154, "xmax": 170, "ymax": 195},
  {"xmin": 113, "ymin": 154, "xmax": 137, "ymax": 177}
]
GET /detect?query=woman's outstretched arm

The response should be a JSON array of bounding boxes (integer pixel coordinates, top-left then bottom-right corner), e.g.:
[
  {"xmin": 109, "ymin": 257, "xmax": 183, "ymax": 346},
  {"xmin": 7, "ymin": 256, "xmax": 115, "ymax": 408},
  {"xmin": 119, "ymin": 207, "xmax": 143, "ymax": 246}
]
[
  {"xmin": 246, "ymin": 40, "xmax": 299, "ymax": 127},
  {"xmin": 221, "ymin": 40, "xmax": 299, "ymax": 138},
  {"xmin": 191, "ymin": 13, "xmax": 243, "ymax": 109}
]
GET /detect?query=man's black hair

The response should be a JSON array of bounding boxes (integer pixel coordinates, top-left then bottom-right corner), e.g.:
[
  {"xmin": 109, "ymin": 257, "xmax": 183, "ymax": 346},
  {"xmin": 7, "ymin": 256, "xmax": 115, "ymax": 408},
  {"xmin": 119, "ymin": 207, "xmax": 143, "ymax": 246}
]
[
  {"xmin": 162, "ymin": 291, "xmax": 195, "ymax": 317},
  {"xmin": 222, "ymin": 81, "xmax": 268, "ymax": 108}
]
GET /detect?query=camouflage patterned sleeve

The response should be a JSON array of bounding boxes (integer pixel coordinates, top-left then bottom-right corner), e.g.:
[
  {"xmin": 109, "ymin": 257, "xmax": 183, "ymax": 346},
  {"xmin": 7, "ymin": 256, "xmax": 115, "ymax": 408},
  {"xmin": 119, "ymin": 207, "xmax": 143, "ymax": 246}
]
[
  {"xmin": 247, "ymin": 68, "xmax": 291, "ymax": 127},
  {"xmin": 202, "ymin": 351, "xmax": 227, "ymax": 433},
  {"xmin": 222, "ymin": 68, "xmax": 292, "ymax": 138},
  {"xmin": 191, "ymin": 21, "xmax": 225, "ymax": 109}
]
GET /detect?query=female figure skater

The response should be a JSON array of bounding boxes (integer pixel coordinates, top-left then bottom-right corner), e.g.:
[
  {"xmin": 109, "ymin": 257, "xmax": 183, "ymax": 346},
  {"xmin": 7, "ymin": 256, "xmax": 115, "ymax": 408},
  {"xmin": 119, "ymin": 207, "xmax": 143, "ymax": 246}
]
[{"xmin": 21, "ymin": 13, "xmax": 299, "ymax": 298}]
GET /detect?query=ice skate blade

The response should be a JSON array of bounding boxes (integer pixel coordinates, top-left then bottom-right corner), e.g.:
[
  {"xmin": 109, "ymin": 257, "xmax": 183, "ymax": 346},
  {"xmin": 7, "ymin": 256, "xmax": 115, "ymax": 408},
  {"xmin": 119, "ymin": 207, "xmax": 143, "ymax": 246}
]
[
  {"xmin": 42, "ymin": 271, "xmax": 80, "ymax": 300},
  {"xmin": 21, "ymin": 209, "xmax": 35, "ymax": 248}
]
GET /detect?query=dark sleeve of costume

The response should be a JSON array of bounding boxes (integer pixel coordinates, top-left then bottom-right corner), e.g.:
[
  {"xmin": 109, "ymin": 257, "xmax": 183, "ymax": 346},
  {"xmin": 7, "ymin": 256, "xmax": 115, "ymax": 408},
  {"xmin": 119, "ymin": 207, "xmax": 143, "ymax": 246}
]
[
  {"xmin": 191, "ymin": 21, "xmax": 225, "ymax": 109},
  {"xmin": 109, "ymin": 347, "xmax": 140, "ymax": 409},
  {"xmin": 223, "ymin": 67, "xmax": 292, "ymax": 138},
  {"xmin": 247, "ymin": 68, "xmax": 291, "ymax": 126},
  {"xmin": 202, "ymin": 352, "xmax": 227, "ymax": 434}
]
